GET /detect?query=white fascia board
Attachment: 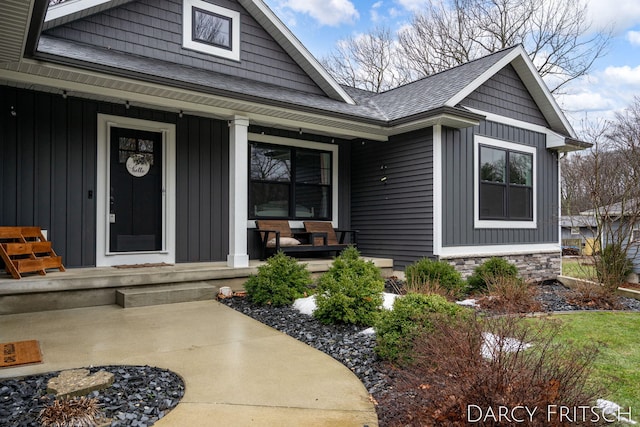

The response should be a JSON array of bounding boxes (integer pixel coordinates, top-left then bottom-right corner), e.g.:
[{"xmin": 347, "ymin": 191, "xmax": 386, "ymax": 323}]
[
  {"xmin": 388, "ymin": 113, "xmax": 480, "ymax": 135},
  {"xmin": 438, "ymin": 243, "xmax": 560, "ymax": 258},
  {"xmin": 238, "ymin": 0, "xmax": 355, "ymax": 105},
  {"xmin": 45, "ymin": 0, "xmax": 113, "ymax": 22}
]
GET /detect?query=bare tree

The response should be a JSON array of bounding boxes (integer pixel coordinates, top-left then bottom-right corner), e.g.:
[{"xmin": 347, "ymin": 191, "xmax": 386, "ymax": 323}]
[
  {"xmin": 563, "ymin": 97, "xmax": 640, "ymax": 289},
  {"xmin": 325, "ymin": 0, "xmax": 610, "ymax": 94},
  {"xmin": 321, "ymin": 26, "xmax": 413, "ymax": 93}
]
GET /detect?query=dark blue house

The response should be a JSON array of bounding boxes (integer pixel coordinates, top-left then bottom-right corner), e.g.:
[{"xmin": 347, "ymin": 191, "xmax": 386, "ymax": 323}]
[{"xmin": 0, "ymin": 0, "xmax": 589, "ymax": 281}]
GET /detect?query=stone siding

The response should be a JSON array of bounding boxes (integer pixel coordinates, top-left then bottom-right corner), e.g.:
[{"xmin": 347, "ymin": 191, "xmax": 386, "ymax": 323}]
[{"xmin": 441, "ymin": 252, "xmax": 562, "ymax": 282}]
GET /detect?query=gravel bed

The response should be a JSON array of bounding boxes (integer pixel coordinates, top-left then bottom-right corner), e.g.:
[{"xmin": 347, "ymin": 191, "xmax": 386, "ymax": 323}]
[
  {"xmin": 535, "ymin": 280, "xmax": 640, "ymax": 312},
  {"xmin": 0, "ymin": 366, "xmax": 184, "ymax": 427}
]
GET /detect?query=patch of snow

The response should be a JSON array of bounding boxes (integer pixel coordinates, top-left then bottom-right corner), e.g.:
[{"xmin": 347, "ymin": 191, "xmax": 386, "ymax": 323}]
[
  {"xmin": 456, "ymin": 298, "xmax": 480, "ymax": 307},
  {"xmin": 382, "ymin": 292, "xmax": 400, "ymax": 310},
  {"xmin": 481, "ymin": 332, "xmax": 532, "ymax": 360},
  {"xmin": 293, "ymin": 295, "xmax": 317, "ymax": 315},
  {"xmin": 293, "ymin": 292, "xmax": 400, "ymax": 315},
  {"xmin": 597, "ymin": 399, "xmax": 637, "ymax": 424},
  {"xmin": 359, "ymin": 327, "xmax": 376, "ymax": 335}
]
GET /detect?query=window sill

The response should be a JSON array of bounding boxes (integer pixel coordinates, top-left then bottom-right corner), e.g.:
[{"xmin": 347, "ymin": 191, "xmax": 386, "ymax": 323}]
[{"xmin": 474, "ymin": 219, "xmax": 537, "ymax": 229}]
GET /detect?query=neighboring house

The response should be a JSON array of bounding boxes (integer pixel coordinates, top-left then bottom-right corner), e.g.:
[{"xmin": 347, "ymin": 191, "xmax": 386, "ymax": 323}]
[
  {"xmin": 0, "ymin": 0, "xmax": 590, "ymax": 281},
  {"xmin": 560, "ymin": 215, "xmax": 598, "ymax": 255},
  {"xmin": 582, "ymin": 201, "xmax": 640, "ymax": 274}
]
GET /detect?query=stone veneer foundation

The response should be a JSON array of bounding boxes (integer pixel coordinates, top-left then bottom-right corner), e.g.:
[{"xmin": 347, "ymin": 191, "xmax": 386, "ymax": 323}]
[{"xmin": 440, "ymin": 251, "xmax": 562, "ymax": 282}]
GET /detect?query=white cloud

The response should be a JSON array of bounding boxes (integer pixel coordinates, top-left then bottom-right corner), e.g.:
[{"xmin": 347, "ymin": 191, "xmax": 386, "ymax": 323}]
[
  {"xmin": 394, "ymin": 0, "xmax": 428, "ymax": 12},
  {"xmin": 628, "ymin": 30, "xmax": 640, "ymax": 45},
  {"xmin": 556, "ymin": 64, "xmax": 640, "ymax": 134},
  {"xmin": 603, "ymin": 64, "xmax": 640, "ymax": 84},
  {"xmin": 370, "ymin": 1, "xmax": 383, "ymax": 22},
  {"xmin": 282, "ymin": 0, "xmax": 359, "ymax": 26},
  {"xmin": 585, "ymin": 0, "xmax": 640, "ymax": 34}
]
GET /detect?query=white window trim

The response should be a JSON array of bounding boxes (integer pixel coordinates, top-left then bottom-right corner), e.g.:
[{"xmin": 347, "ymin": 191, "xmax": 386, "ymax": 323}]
[
  {"xmin": 183, "ymin": 0, "xmax": 240, "ymax": 61},
  {"xmin": 474, "ymin": 135, "xmax": 537, "ymax": 229},
  {"xmin": 96, "ymin": 114, "xmax": 176, "ymax": 267},
  {"xmin": 246, "ymin": 133, "xmax": 339, "ymax": 229}
]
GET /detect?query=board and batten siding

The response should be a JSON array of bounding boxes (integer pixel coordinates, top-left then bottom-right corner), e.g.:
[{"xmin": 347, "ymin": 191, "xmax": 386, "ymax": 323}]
[
  {"xmin": 442, "ymin": 121, "xmax": 559, "ymax": 247},
  {"xmin": 0, "ymin": 86, "xmax": 229, "ymax": 267},
  {"xmin": 43, "ymin": 0, "xmax": 325, "ymax": 96},
  {"xmin": 351, "ymin": 128, "xmax": 434, "ymax": 268},
  {"xmin": 460, "ymin": 64, "xmax": 549, "ymax": 128}
]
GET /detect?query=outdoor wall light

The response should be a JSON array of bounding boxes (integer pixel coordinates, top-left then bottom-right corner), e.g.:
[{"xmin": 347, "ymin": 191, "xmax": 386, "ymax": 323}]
[
  {"xmin": 179, "ymin": 110, "xmax": 184, "ymax": 118},
  {"xmin": 125, "ymin": 101, "xmax": 130, "ymax": 109},
  {"xmin": 10, "ymin": 106, "xmax": 16, "ymax": 117},
  {"xmin": 62, "ymin": 90, "xmax": 67, "ymax": 99},
  {"xmin": 299, "ymin": 128, "xmax": 303, "ymax": 135},
  {"xmin": 380, "ymin": 176, "xmax": 387, "ymax": 183}
]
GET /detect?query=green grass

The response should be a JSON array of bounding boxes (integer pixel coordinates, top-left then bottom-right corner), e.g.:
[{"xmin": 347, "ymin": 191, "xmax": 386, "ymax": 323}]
[
  {"xmin": 562, "ymin": 258, "xmax": 597, "ymax": 281},
  {"xmin": 541, "ymin": 312, "xmax": 640, "ymax": 420}
]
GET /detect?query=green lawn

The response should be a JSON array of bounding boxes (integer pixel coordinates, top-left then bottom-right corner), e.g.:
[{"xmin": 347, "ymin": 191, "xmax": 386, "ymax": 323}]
[
  {"xmin": 542, "ymin": 312, "xmax": 640, "ymax": 421},
  {"xmin": 562, "ymin": 258, "xmax": 597, "ymax": 281}
]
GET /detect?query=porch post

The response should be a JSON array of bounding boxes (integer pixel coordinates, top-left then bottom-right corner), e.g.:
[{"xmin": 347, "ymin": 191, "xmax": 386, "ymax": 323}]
[{"xmin": 227, "ymin": 116, "xmax": 250, "ymax": 268}]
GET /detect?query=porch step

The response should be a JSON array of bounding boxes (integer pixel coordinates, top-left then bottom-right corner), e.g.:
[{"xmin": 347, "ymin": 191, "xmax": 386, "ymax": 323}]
[{"xmin": 116, "ymin": 282, "xmax": 216, "ymax": 308}]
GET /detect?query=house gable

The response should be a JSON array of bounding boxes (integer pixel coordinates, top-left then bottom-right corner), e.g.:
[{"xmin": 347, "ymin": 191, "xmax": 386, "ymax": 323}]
[
  {"xmin": 459, "ymin": 64, "xmax": 549, "ymax": 128},
  {"xmin": 42, "ymin": 0, "xmax": 326, "ymax": 96}
]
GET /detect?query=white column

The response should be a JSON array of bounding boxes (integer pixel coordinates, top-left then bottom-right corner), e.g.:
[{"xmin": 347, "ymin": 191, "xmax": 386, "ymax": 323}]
[{"xmin": 227, "ymin": 116, "xmax": 250, "ymax": 268}]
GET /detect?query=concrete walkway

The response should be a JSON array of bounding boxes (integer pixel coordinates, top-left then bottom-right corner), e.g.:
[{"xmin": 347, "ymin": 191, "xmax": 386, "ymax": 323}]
[{"xmin": 0, "ymin": 301, "xmax": 378, "ymax": 426}]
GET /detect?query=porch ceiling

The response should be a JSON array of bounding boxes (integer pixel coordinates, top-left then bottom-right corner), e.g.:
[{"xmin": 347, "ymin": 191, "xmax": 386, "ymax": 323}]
[{"xmin": 0, "ymin": 0, "xmax": 34, "ymax": 64}]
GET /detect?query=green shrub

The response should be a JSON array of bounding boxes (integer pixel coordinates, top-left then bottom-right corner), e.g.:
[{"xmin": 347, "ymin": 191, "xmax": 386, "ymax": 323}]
[
  {"xmin": 595, "ymin": 243, "xmax": 633, "ymax": 291},
  {"xmin": 244, "ymin": 252, "xmax": 312, "ymax": 306},
  {"xmin": 405, "ymin": 258, "xmax": 465, "ymax": 297},
  {"xmin": 467, "ymin": 257, "xmax": 519, "ymax": 294},
  {"xmin": 375, "ymin": 293, "xmax": 463, "ymax": 364},
  {"xmin": 313, "ymin": 247, "xmax": 384, "ymax": 326}
]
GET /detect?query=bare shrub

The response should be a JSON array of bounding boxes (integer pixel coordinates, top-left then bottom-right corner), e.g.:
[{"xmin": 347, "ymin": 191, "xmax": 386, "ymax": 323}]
[
  {"xmin": 39, "ymin": 397, "xmax": 102, "ymax": 427},
  {"xmin": 567, "ymin": 280, "xmax": 622, "ymax": 310},
  {"xmin": 404, "ymin": 278, "xmax": 460, "ymax": 301},
  {"xmin": 478, "ymin": 275, "xmax": 541, "ymax": 314},
  {"xmin": 379, "ymin": 314, "xmax": 602, "ymax": 426}
]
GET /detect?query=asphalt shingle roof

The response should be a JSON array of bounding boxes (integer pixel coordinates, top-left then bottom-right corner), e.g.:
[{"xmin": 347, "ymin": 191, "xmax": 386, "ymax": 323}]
[{"xmin": 37, "ymin": 35, "xmax": 518, "ymax": 125}]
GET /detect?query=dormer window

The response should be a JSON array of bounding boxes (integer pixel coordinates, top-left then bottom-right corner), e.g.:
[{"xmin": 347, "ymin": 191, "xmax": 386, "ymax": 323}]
[{"xmin": 183, "ymin": 0, "xmax": 240, "ymax": 61}]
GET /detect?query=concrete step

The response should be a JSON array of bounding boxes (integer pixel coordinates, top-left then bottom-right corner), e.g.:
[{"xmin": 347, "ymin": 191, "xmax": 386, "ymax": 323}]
[{"xmin": 116, "ymin": 282, "xmax": 217, "ymax": 308}]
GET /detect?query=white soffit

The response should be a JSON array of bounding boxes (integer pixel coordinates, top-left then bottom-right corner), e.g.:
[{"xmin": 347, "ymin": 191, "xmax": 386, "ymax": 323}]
[{"xmin": 0, "ymin": 0, "xmax": 34, "ymax": 63}]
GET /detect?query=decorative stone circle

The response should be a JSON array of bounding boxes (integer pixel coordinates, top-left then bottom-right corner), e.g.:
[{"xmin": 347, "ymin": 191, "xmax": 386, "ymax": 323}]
[{"xmin": 47, "ymin": 368, "xmax": 115, "ymax": 399}]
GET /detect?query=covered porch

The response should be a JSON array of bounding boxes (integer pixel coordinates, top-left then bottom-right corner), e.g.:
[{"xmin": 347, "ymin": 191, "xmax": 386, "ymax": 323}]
[{"xmin": 0, "ymin": 258, "xmax": 394, "ymax": 315}]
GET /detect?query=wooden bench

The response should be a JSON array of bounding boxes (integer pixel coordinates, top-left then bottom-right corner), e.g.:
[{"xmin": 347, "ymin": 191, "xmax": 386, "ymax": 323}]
[
  {"xmin": 0, "ymin": 227, "xmax": 65, "ymax": 279},
  {"xmin": 255, "ymin": 220, "xmax": 357, "ymax": 259}
]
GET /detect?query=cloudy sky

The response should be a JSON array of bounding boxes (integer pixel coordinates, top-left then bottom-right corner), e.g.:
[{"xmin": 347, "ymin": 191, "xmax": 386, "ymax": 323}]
[{"xmin": 264, "ymin": 0, "xmax": 640, "ymax": 131}]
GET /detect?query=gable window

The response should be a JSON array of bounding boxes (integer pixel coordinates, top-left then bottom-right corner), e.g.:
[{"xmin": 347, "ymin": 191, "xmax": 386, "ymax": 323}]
[
  {"xmin": 474, "ymin": 135, "xmax": 537, "ymax": 229},
  {"xmin": 183, "ymin": 0, "xmax": 240, "ymax": 61},
  {"xmin": 249, "ymin": 142, "xmax": 332, "ymax": 220}
]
